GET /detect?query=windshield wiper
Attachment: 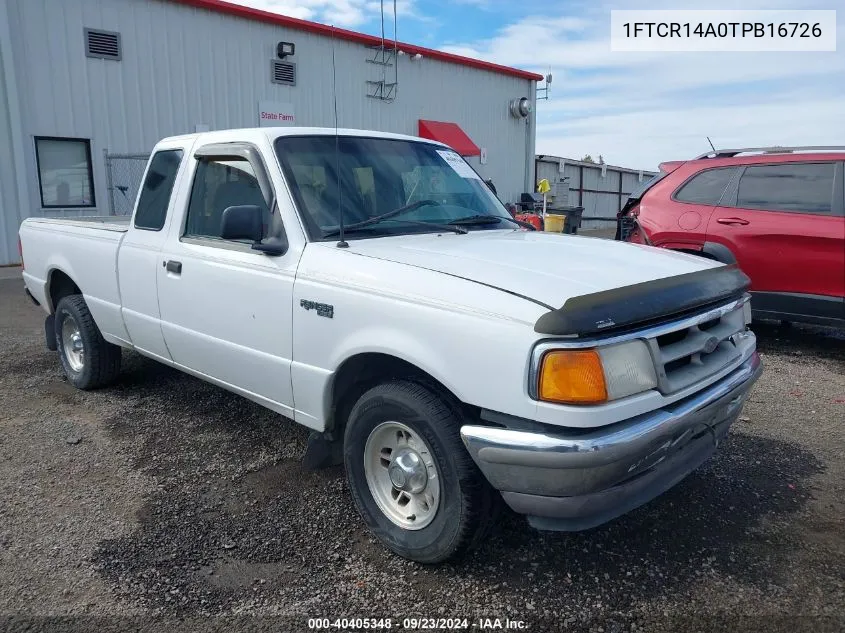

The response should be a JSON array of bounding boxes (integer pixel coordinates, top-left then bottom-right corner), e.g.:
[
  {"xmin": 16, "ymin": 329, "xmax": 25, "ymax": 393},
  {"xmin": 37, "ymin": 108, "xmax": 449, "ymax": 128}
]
[
  {"xmin": 449, "ymin": 215, "xmax": 505, "ymax": 226},
  {"xmin": 323, "ymin": 199, "xmax": 444, "ymax": 238},
  {"xmin": 323, "ymin": 218, "xmax": 467, "ymax": 238},
  {"xmin": 450, "ymin": 214, "xmax": 531, "ymax": 230}
]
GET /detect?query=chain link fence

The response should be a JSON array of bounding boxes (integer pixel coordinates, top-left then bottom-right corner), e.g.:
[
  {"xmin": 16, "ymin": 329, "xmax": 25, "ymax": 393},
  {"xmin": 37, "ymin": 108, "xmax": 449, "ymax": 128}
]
[{"xmin": 104, "ymin": 152, "xmax": 150, "ymax": 216}]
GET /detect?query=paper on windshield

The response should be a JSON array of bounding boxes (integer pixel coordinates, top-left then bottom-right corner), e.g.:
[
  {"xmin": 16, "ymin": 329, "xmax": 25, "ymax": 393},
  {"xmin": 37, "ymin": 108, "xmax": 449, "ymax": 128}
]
[{"xmin": 436, "ymin": 150, "xmax": 481, "ymax": 180}]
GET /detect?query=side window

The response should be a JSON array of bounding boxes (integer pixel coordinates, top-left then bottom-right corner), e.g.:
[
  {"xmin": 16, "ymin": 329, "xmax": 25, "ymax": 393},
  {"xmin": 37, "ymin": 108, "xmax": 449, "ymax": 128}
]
[
  {"xmin": 674, "ymin": 167, "xmax": 734, "ymax": 205},
  {"xmin": 736, "ymin": 163, "xmax": 835, "ymax": 214},
  {"xmin": 134, "ymin": 150, "xmax": 183, "ymax": 231},
  {"xmin": 184, "ymin": 158, "xmax": 270, "ymax": 240}
]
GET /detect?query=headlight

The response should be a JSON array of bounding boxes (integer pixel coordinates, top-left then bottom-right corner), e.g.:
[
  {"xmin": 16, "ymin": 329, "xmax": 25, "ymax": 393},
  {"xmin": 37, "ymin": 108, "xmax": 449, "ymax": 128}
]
[{"xmin": 538, "ymin": 340, "xmax": 658, "ymax": 405}]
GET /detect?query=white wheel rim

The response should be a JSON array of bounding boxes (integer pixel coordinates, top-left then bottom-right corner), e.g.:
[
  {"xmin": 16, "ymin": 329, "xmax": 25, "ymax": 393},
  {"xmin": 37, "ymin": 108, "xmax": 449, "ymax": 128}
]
[
  {"xmin": 61, "ymin": 315, "xmax": 85, "ymax": 372},
  {"xmin": 363, "ymin": 421, "xmax": 441, "ymax": 530}
]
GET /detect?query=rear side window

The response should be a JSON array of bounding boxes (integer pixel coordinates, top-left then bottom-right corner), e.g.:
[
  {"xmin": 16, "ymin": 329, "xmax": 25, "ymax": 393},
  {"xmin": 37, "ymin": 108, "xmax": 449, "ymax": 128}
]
[
  {"xmin": 674, "ymin": 167, "xmax": 734, "ymax": 204},
  {"xmin": 184, "ymin": 158, "xmax": 270, "ymax": 240},
  {"xmin": 628, "ymin": 173, "xmax": 661, "ymax": 200},
  {"xmin": 736, "ymin": 162, "xmax": 835, "ymax": 214},
  {"xmin": 134, "ymin": 150, "xmax": 183, "ymax": 230}
]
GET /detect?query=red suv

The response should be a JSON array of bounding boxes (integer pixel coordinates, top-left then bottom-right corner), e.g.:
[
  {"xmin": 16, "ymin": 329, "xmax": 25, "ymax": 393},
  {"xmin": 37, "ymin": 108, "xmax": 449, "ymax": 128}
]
[{"xmin": 618, "ymin": 146, "xmax": 845, "ymax": 327}]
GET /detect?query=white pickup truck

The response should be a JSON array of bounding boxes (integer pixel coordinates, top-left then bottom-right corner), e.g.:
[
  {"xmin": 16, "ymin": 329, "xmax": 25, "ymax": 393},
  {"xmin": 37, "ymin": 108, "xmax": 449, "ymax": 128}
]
[{"xmin": 19, "ymin": 127, "xmax": 761, "ymax": 563}]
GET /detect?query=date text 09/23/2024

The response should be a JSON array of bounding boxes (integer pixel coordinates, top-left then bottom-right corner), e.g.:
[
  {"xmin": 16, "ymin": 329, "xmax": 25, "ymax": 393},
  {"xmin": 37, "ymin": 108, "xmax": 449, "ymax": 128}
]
[{"xmin": 307, "ymin": 617, "xmax": 528, "ymax": 630}]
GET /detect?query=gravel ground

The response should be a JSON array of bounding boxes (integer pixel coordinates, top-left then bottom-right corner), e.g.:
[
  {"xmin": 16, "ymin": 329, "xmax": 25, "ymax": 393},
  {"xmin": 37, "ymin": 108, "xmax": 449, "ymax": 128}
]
[{"xmin": 1, "ymin": 274, "xmax": 843, "ymax": 633}]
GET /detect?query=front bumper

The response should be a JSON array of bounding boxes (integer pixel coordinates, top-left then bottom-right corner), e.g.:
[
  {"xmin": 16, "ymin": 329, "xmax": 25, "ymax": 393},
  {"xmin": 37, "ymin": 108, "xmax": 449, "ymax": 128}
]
[{"xmin": 460, "ymin": 352, "xmax": 762, "ymax": 531}]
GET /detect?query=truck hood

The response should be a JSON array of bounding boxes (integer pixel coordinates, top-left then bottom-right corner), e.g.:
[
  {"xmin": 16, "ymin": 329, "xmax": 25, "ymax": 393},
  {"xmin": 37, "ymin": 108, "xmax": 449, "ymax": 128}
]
[{"xmin": 346, "ymin": 229, "xmax": 721, "ymax": 310}]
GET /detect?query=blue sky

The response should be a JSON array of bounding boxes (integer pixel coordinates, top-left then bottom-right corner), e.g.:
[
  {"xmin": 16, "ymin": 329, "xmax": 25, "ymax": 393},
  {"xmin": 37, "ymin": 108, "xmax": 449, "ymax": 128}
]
[{"xmin": 231, "ymin": 0, "xmax": 844, "ymax": 170}]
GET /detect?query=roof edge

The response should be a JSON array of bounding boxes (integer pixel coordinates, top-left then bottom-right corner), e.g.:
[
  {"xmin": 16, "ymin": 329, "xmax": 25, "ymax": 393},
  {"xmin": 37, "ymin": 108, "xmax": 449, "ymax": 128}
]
[{"xmin": 168, "ymin": 0, "xmax": 544, "ymax": 82}]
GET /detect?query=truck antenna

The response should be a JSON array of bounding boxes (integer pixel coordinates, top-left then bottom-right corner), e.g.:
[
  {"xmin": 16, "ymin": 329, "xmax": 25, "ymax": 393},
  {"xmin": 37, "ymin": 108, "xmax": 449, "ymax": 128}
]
[
  {"xmin": 706, "ymin": 136, "xmax": 716, "ymax": 153},
  {"xmin": 331, "ymin": 27, "xmax": 348, "ymax": 248}
]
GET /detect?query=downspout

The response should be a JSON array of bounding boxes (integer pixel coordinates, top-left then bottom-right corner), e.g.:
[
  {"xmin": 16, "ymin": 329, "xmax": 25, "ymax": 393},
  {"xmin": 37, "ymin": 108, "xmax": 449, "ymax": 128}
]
[
  {"xmin": 392, "ymin": 0, "xmax": 398, "ymax": 102},
  {"xmin": 524, "ymin": 80, "xmax": 537, "ymax": 198}
]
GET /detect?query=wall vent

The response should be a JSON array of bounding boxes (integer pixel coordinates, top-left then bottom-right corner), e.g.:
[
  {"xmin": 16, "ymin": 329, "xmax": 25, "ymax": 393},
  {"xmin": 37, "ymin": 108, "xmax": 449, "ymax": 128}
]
[
  {"xmin": 271, "ymin": 60, "xmax": 296, "ymax": 86},
  {"xmin": 85, "ymin": 28, "xmax": 121, "ymax": 60}
]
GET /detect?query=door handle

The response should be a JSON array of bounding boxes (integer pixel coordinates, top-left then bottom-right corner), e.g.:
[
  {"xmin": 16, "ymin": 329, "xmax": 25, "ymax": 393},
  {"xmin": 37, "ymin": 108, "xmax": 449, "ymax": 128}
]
[
  {"xmin": 716, "ymin": 217, "xmax": 749, "ymax": 226},
  {"xmin": 165, "ymin": 260, "xmax": 182, "ymax": 274}
]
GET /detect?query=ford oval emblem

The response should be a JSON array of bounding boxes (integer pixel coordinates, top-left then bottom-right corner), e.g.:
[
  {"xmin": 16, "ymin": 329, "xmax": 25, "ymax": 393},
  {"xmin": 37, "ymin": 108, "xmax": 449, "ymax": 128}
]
[{"xmin": 702, "ymin": 336, "xmax": 720, "ymax": 354}]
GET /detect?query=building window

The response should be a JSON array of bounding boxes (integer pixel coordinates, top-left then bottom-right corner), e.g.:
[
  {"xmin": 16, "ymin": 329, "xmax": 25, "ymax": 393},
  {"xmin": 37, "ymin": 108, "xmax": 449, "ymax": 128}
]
[{"xmin": 34, "ymin": 137, "xmax": 96, "ymax": 208}]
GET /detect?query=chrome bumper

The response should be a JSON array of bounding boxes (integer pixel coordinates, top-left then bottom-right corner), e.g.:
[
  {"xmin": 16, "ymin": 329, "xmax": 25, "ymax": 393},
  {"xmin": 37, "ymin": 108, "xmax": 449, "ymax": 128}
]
[{"xmin": 460, "ymin": 352, "xmax": 762, "ymax": 531}]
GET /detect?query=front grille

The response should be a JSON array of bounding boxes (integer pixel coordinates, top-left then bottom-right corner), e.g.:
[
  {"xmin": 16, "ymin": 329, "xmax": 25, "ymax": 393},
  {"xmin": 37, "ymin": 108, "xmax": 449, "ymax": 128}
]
[{"xmin": 646, "ymin": 301, "xmax": 747, "ymax": 394}]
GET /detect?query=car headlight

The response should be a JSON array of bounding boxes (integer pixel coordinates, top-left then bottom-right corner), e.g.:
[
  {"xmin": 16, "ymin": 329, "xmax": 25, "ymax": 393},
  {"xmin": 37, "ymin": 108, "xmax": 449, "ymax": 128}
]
[{"xmin": 537, "ymin": 340, "xmax": 658, "ymax": 405}]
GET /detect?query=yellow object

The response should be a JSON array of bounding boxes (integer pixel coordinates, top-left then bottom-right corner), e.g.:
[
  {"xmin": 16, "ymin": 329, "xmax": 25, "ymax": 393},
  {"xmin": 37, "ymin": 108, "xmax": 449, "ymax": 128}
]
[
  {"xmin": 537, "ymin": 179, "xmax": 551, "ymax": 194},
  {"xmin": 539, "ymin": 349, "xmax": 608, "ymax": 404},
  {"xmin": 543, "ymin": 214, "xmax": 566, "ymax": 233}
]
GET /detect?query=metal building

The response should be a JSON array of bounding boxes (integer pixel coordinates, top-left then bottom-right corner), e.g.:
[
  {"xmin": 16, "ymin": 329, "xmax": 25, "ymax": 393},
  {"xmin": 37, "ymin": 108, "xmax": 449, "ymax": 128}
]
[
  {"xmin": 535, "ymin": 155, "xmax": 657, "ymax": 230},
  {"xmin": 0, "ymin": 0, "xmax": 541, "ymax": 265}
]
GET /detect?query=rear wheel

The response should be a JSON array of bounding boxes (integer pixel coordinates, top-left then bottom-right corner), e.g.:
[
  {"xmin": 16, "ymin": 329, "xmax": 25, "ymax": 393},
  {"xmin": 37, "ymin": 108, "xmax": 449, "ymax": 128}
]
[
  {"xmin": 55, "ymin": 295, "xmax": 121, "ymax": 390},
  {"xmin": 343, "ymin": 380, "xmax": 499, "ymax": 563}
]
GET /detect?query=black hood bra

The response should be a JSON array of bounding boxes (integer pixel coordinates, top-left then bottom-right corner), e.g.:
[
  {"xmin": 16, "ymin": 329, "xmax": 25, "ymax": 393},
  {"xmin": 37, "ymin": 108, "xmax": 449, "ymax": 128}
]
[{"xmin": 534, "ymin": 265, "xmax": 751, "ymax": 337}]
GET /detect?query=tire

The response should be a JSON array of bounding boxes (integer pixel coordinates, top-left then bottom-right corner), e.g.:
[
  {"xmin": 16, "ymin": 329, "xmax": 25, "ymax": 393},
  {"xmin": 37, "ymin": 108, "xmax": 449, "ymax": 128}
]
[
  {"xmin": 343, "ymin": 380, "xmax": 499, "ymax": 563},
  {"xmin": 54, "ymin": 295, "xmax": 121, "ymax": 390}
]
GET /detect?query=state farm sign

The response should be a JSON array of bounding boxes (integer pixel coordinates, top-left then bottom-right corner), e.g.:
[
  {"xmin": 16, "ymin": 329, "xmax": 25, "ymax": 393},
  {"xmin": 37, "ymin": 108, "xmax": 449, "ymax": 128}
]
[{"xmin": 258, "ymin": 101, "xmax": 295, "ymax": 127}]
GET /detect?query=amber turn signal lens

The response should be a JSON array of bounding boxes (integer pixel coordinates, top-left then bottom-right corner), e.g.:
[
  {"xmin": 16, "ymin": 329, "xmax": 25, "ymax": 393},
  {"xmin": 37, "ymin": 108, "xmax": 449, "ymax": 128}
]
[{"xmin": 539, "ymin": 349, "xmax": 608, "ymax": 404}]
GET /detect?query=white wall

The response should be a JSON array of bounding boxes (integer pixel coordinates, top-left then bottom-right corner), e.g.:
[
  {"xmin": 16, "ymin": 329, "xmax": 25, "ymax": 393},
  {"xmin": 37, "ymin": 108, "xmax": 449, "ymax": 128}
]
[
  {"xmin": 0, "ymin": 0, "xmax": 31, "ymax": 266},
  {"xmin": 0, "ymin": 0, "xmax": 536, "ymax": 263}
]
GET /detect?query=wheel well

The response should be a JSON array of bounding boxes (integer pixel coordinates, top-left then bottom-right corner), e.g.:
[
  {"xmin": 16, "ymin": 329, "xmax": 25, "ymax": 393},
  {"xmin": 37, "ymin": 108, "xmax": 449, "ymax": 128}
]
[
  {"xmin": 328, "ymin": 353, "xmax": 465, "ymax": 435},
  {"xmin": 701, "ymin": 242, "xmax": 737, "ymax": 265},
  {"xmin": 48, "ymin": 270, "xmax": 81, "ymax": 313}
]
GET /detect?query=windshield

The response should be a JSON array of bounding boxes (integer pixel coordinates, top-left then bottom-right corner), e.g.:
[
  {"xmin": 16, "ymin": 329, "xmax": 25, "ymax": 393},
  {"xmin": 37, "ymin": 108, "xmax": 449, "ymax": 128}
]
[{"xmin": 274, "ymin": 135, "xmax": 517, "ymax": 240}]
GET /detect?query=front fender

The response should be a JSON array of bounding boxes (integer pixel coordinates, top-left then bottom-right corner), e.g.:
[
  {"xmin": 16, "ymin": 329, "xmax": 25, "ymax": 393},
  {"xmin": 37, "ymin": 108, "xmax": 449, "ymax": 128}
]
[{"xmin": 328, "ymin": 326, "xmax": 470, "ymax": 402}]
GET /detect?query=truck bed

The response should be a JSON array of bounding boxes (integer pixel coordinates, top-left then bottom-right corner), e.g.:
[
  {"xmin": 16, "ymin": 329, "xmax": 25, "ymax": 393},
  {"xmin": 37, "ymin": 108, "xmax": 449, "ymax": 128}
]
[
  {"xmin": 24, "ymin": 215, "xmax": 131, "ymax": 233},
  {"xmin": 19, "ymin": 215, "xmax": 131, "ymax": 347}
]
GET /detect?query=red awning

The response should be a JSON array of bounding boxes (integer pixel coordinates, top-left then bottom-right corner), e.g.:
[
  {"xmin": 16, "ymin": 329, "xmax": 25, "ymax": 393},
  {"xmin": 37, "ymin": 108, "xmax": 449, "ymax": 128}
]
[{"xmin": 418, "ymin": 120, "xmax": 481, "ymax": 157}]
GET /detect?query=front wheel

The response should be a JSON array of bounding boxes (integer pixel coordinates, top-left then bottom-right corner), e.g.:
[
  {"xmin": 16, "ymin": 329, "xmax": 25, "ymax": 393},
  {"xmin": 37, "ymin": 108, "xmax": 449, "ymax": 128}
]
[{"xmin": 344, "ymin": 380, "xmax": 498, "ymax": 563}]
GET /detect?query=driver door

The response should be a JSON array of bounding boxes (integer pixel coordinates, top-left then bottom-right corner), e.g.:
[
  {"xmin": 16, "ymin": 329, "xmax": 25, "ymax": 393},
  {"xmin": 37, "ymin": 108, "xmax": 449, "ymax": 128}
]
[{"xmin": 156, "ymin": 143, "xmax": 299, "ymax": 417}]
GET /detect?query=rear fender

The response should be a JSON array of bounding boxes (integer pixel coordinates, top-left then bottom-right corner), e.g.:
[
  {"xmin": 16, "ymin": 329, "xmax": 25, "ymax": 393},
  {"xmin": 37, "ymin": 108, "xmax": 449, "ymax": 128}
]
[{"xmin": 44, "ymin": 257, "xmax": 82, "ymax": 313}]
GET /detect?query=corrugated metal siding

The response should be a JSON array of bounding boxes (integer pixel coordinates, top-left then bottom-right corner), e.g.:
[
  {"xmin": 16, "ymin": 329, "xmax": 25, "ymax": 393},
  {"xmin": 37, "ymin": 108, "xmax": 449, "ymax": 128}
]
[
  {"xmin": 535, "ymin": 159, "xmax": 570, "ymax": 206},
  {"xmin": 0, "ymin": 0, "xmax": 29, "ymax": 266},
  {"xmin": 535, "ymin": 156, "xmax": 656, "ymax": 229},
  {"xmin": 0, "ymin": 0, "xmax": 535, "ymax": 262},
  {"xmin": 621, "ymin": 171, "xmax": 640, "ymax": 192},
  {"xmin": 0, "ymin": 36, "xmax": 15, "ymax": 266}
]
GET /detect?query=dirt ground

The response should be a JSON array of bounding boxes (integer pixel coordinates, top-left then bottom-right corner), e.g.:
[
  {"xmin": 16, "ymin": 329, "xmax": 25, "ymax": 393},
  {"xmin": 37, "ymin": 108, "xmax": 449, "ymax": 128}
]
[{"xmin": 1, "ymin": 272, "xmax": 843, "ymax": 633}]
